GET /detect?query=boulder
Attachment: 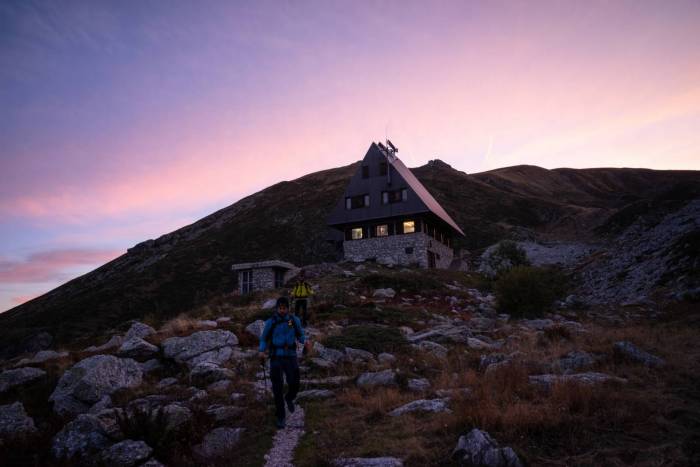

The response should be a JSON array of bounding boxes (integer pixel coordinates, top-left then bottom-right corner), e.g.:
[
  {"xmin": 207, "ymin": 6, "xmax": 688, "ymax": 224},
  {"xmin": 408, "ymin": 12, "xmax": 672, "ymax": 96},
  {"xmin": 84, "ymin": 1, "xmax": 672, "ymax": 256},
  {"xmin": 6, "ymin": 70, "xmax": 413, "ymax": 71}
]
[
  {"xmin": 118, "ymin": 337, "xmax": 159, "ymax": 359},
  {"xmin": 190, "ymin": 362, "xmax": 234, "ymax": 386},
  {"xmin": 0, "ymin": 402, "xmax": 37, "ymax": 438},
  {"xmin": 467, "ymin": 338, "xmax": 493, "ymax": 350},
  {"xmin": 16, "ymin": 349, "xmax": 69, "ymax": 366},
  {"xmin": 334, "ymin": 457, "xmax": 403, "ymax": 466},
  {"xmin": 389, "ymin": 398, "xmax": 450, "ymax": 416},
  {"xmin": 100, "ymin": 440, "xmax": 153, "ymax": 467},
  {"xmin": 0, "ymin": 367, "xmax": 46, "ymax": 394},
  {"xmin": 296, "ymin": 389, "xmax": 334, "ymax": 401},
  {"xmin": 416, "ymin": 340, "xmax": 448, "ymax": 359},
  {"xmin": 245, "ymin": 320, "xmax": 266, "ymax": 339},
  {"xmin": 529, "ymin": 372, "xmax": 627, "ymax": 391},
  {"xmin": 51, "ymin": 414, "xmax": 111, "ymax": 461},
  {"xmin": 614, "ymin": 341, "xmax": 666, "ymax": 368},
  {"xmin": 407, "ymin": 378, "xmax": 431, "ymax": 392},
  {"xmin": 313, "ymin": 342, "xmax": 346, "ymax": 363},
  {"xmin": 140, "ymin": 359, "xmax": 163, "ymax": 374},
  {"xmin": 205, "ymin": 404, "xmax": 242, "ymax": 424},
  {"xmin": 162, "ymin": 403, "xmax": 193, "ymax": 432},
  {"xmin": 452, "ymin": 428, "xmax": 522, "ymax": 467},
  {"xmin": 142, "ymin": 460, "xmax": 165, "ymax": 467},
  {"xmin": 468, "ymin": 317, "xmax": 496, "ymax": 331},
  {"xmin": 162, "ymin": 330, "xmax": 238, "ymax": 367},
  {"xmin": 157, "ymin": 377, "xmax": 179, "ymax": 389},
  {"xmin": 373, "ymin": 288, "xmax": 396, "ymax": 299},
  {"xmin": 357, "ymin": 370, "xmax": 397, "ymax": 388},
  {"xmin": 193, "ymin": 427, "xmax": 244, "ymax": 461},
  {"xmin": 479, "ymin": 354, "xmax": 507, "ymax": 371},
  {"xmin": 88, "ymin": 395, "xmax": 113, "ymax": 414},
  {"xmin": 50, "ymin": 355, "xmax": 143, "ymax": 416},
  {"xmin": 124, "ymin": 322, "xmax": 156, "ymax": 340}
]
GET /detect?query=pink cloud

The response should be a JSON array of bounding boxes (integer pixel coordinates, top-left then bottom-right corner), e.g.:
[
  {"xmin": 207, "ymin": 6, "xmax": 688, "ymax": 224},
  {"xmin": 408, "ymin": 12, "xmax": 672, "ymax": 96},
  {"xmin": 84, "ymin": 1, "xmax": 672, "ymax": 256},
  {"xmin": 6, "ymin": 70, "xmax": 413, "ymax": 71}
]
[
  {"xmin": 11, "ymin": 294, "xmax": 39, "ymax": 305},
  {"xmin": 0, "ymin": 248, "xmax": 122, "ymax": 283}
]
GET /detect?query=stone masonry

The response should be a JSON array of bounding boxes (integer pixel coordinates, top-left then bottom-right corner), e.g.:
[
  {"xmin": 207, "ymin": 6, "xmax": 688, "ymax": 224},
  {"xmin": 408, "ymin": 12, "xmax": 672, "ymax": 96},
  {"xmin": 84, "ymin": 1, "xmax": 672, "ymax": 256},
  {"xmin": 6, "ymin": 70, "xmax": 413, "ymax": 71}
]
[{"xmin": 344, "ymin": 232, "xmax": 453, "ymax": 268}]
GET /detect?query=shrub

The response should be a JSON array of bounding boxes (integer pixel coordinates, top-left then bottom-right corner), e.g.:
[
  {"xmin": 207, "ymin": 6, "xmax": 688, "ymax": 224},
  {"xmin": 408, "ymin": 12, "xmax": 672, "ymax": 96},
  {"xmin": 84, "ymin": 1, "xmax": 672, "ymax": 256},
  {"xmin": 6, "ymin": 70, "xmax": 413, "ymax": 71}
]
[
  {"xmin": 481, "ymin": 241, "xmax": 530, "ymax": 277},
  {"xmin": 323, "ymin": 324, "xmax": 408, "ymax": 354},
  {"xmin": 494, "ymin": 266, "xmax": 567, "ymax": 318}
]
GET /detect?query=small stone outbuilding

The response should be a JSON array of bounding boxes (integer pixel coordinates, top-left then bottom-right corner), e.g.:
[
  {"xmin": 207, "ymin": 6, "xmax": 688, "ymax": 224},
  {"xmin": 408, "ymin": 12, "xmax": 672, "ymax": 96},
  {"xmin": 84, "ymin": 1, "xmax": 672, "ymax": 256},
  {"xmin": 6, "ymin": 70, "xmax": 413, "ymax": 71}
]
[{"xmin": 231, "ymin": 260, "xmax": 297, "ymax": 294}]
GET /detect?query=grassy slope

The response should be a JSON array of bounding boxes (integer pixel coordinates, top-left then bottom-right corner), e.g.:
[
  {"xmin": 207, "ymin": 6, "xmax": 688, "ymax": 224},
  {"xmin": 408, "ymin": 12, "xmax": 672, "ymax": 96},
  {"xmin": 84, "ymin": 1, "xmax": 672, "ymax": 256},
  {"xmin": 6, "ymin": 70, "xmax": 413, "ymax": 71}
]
[{"xmin": 1, "ymin": 163, "xmax": 698, "ymax": 354}]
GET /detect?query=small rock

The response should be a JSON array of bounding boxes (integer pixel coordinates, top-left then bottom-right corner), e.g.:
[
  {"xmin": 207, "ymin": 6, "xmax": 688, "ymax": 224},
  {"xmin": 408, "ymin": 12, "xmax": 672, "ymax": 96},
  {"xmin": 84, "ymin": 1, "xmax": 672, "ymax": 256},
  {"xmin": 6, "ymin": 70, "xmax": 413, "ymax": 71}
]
[
  {"xmin": 140, "ymin": 359, "xmax": 163, "ymax": 374},
  {"xmin": 467, "ymin": 338, "xmax": 493, "ymax": 350},
  {"xmin": 216, "ymin": 317, "xmax": 232, "ymax": 324},
  {"xmin": 124, "ymin": 322, "xmax": 156, "ymax": 340},
  {"xmin": 416, "ymin": 341, "xmax": 448, "ymax": 359},
  {"xmin": 345, "ymin": 347, "xmax": 374, "ymax": 362},
  {"xmin": 190, "ymin": 362, "xmax": 234, "ymax": 386},
  {"xmin": 407, "ymin": 378, "xmax": 431, "ymax": 392},
  {"xmin": 157, "ymin": 377, "xmax": 179, "ymax": 388},
  {"xmin": 373, "ymin": 288, "xmax": 396, "ymax": 299},
  {"xmin": 197, "ymin": 320, "xmax": 218, "ymax": 328},
  {"xmin": 100, "ymin": 440, "xmax": 153, "ymax": 467},
  {"xmin": 88, "ymin": 395, "xmax": 113, "ymax": 414},
  {"xmin": 193, "ymin": 427, "xmax": 245, "ymax": 461},
  {"xmin": 614, "ymin": 341, "xmax": 666, "ymax": 368},
  {"xmin": 0, "ymin": 367, "xmax": 46, "ymax": 394},
  {"xmin": 16, "ymin": 349, "xmax": 69, "ymax": 366},
  {"xmin": 118, "ymin": 337, "xmax": 159, "ymax": 359},
  {"xmin": 230, "ymin": 392, "xmax": 245, "ymax": 402},
  {"xmin": 0, "ymin": 401, "xmax": 37, "ymax": 438},
  {"xmin": 529, "ymin": 372, "xmax": 627, "ymax": 390},
  {"xmin": 262, "ymin": 298, "xmax": 277, "ymax": 310},
  {"xmin": 162, "ymin": 330, "xmax": 238, "ymax": 367},
  {"xmin": 313, "ymin": 342, "xmax": 346, "ymax": 363},
  {"xmin": 84, "ymin": 335, "xmax": 124, "ymax": 353},
  {"xmin": 452, "ymin": 428, "xmax": 523, "ymax": 467},
  {"xmin": 245, "ymin": 320, "xmax": 266, "ymax": 339},
  {"xmin": 398, "ymin": 326, "xmax": 414, "ymax": 336},
  {"xmin": 519, "ymin": 319, "xmax": 554, "ymax": 331},
  {"xmin": 389, "ymin": 398, "xmax": 450, "ymax": 416},
  {"xmin": 207, "ymin": 379, "xmax": 234, "ymax": 393},
  {"xmin": 378, "ymin": 353, "xmax": 396, "ymax": 364},
  {"xmin": 311, "ymin": 358, "xmax": 336, "ymax": 369},
  {"xmin": 357, "ymin": 370, "xmax": 397, "ymax": 388},
  {"xmin": 555, "ymin": 350, "xmax": 596, "ymax": 373}
]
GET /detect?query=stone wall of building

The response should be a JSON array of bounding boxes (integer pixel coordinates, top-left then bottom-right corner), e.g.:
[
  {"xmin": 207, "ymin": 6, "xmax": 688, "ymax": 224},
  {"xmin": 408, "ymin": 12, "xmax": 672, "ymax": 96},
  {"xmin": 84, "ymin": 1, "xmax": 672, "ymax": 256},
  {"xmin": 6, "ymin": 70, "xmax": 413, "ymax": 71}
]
[
  {"xmin": 343, "ymin": 232, "xmax": 454, "ymax": 269},
  {"xmin": 237, "ymin": 267, "xmax": 299, "ymax": 294}
]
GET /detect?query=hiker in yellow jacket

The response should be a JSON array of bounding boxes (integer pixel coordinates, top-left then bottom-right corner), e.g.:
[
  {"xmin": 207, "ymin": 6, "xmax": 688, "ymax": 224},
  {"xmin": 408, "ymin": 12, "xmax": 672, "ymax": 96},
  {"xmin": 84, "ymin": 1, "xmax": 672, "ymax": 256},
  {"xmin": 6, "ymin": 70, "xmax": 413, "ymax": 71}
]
[{"xmin": 290, "ymin": 269, "xmax": 313, "ymax": 327}]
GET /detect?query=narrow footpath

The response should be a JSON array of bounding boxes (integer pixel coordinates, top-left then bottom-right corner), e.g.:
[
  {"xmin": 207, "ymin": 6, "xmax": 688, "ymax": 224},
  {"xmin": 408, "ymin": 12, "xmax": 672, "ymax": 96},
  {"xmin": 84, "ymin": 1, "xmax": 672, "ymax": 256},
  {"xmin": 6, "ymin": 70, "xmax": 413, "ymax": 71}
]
[{"xmin": 263, "ymin": 406, "xmax": 306, "ymax": 467}]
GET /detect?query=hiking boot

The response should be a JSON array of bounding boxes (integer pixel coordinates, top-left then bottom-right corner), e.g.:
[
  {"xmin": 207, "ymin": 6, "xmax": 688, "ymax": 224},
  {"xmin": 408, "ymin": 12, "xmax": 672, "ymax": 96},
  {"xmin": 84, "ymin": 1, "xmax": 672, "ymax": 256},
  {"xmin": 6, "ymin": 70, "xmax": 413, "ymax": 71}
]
[
  {"xmin": 286, "ymin": 398, "xmax": 295, "ymax": 414},
  {"xmin": 275, "ymin": 417, "xmax": 286, "ymax": 429}
]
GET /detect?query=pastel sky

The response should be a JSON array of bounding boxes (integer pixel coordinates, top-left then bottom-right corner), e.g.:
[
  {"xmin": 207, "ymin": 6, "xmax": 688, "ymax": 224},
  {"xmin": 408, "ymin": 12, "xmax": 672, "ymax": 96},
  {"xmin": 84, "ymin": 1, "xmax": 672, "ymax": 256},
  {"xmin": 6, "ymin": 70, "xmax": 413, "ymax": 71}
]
[{"xmin": 1, "ymin": 0, "xmax": 699, "ymax": 312}]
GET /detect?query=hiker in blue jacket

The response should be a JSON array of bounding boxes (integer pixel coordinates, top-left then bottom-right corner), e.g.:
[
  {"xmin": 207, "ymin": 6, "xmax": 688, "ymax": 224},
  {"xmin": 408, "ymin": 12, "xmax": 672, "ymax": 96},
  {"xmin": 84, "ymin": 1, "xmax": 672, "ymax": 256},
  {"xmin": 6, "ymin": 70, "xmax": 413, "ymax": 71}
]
[{"xmin": 259, "ymin": 296, "xmax": 305, "ymax": 428}]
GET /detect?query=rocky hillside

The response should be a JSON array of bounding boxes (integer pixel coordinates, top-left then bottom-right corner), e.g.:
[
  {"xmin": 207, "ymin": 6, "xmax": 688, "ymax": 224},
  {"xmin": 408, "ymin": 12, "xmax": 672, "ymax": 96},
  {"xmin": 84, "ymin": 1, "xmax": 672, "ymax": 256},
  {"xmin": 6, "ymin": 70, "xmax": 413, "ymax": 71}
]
[
  {"xmin": 1, "ymin": 162, "xmax": 698, "ymax": 355},
  {"xmin": 1, "ymin": 266, "xmax": 698, "ymax": 466}
]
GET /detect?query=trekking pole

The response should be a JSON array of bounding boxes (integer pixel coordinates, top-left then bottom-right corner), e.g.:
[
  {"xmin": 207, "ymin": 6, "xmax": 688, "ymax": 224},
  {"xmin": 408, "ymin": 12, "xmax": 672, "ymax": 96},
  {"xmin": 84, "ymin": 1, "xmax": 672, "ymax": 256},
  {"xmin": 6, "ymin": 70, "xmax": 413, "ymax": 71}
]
[{"xmin": 261, "ymin": 358, "xmax": 269, "ymax": 397}]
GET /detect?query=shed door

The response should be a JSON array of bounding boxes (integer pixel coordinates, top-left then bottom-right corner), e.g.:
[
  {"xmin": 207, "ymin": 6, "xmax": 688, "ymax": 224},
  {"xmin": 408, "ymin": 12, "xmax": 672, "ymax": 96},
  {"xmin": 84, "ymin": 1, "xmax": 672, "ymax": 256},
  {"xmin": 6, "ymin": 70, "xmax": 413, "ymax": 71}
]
[
  {"xmin": 241, "ymin": 270, "xmax": 253, "ymax": 294},
  {"xmin": 427, "ymin": 251, "xmax": 436, "ymax": 269}
]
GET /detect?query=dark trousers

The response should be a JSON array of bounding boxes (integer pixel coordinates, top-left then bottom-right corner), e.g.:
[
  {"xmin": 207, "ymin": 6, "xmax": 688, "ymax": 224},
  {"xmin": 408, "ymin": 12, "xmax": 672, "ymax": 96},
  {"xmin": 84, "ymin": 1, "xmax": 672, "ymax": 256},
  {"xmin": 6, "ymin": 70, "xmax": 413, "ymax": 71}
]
[
  {"xmin": 294, "ymin": 298, "xmax": 308, "ymax": 326},
  {"xmin": 270, "ymin": 356, "xmax": 300, "ymax": 420}
]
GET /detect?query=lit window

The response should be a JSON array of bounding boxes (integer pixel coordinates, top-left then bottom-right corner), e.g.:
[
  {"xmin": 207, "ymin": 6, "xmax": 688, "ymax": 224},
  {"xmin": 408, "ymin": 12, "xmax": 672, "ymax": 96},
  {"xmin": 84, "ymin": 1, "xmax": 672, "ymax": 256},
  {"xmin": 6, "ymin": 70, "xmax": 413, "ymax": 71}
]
[
  {"xmin": 403, "ymin": 220, "xmax": 415, "ymax": 234},
  {"xmin": 376, "ymin": 224, "xmax": 388, "ymax": 237},
  {"xmin": 351, "ymin": 228, "xmax": 363, "ymax": 240}
]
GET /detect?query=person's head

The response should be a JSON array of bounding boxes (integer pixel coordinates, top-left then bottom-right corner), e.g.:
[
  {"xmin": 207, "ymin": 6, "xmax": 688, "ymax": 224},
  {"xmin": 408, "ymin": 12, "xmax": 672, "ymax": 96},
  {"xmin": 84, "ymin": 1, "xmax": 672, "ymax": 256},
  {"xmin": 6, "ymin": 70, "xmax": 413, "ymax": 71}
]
[{"xmin": 276, "ymin": 296, "xmax": 289, "ymax": 315}]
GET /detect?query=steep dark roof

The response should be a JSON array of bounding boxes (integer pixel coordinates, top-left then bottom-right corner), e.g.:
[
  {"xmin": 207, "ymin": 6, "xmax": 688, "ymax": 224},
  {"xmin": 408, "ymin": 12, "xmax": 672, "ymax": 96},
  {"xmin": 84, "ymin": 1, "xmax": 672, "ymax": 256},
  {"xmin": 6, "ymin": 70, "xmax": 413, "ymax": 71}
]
[{"xmin": 327, "ymin": 142, "xmax": 465, "ymax": 236}]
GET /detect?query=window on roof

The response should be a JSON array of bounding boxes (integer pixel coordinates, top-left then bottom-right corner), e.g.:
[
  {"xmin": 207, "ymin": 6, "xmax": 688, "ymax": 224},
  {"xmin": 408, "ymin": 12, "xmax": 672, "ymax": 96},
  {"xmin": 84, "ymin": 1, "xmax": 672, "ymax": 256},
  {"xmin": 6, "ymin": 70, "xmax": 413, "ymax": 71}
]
[
  {"xmin": 401, "ymin": 189, "xmax": 408, "ymax": 201},
  {"xmin": 379, "ymin": 162, "xmax": 388, "ymax": 176},
  {"xmin": 347, "ymin": 194, "xmax": 368, "ymax": 209},
  {"xmin": 382, "ymin": 189, "xmax": 406, "ymax": 204},
  {"xmin": 376, "ymin": 224, "xmax": 388, "ymax": 237},
  {"xmin": 351, "ymin": 227, "xmax": 363, "ymax": 240},
  {"xmin": 403, "ymin": 220, "xmax": 415, "ymax": 234},
  {"xmin": 362, "ymin": 165, "xmax": 369, "ymax": 178},
  {"xmin": 382, "ymin": 192, "xmax": 389, "ymax": 204}
]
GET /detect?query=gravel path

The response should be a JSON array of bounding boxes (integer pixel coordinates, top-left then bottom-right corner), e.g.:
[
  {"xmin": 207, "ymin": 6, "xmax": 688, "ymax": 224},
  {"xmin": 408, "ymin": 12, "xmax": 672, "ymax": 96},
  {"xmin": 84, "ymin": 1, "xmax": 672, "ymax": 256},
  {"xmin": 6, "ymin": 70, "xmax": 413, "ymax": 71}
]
[{"xmin": 263, "ymin": 405, "xmax": 305, "ymax": 467}]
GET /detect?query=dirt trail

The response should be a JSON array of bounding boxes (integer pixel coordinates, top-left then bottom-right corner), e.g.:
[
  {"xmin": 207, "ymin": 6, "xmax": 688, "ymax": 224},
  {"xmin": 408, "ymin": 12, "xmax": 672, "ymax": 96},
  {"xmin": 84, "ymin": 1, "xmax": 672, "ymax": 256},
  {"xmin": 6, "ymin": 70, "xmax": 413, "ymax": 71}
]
[{"xmin": 263, "ymin": 406, "xmax": 306, "ymax": 467}]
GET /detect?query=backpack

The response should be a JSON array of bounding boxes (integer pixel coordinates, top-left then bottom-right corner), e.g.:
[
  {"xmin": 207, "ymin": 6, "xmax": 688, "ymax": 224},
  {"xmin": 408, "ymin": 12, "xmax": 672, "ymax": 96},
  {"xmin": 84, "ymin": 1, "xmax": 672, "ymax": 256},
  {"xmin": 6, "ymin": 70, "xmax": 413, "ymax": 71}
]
[{"xmin": 264, "ymin": 315, "xmax": 302, "ymax": 356}]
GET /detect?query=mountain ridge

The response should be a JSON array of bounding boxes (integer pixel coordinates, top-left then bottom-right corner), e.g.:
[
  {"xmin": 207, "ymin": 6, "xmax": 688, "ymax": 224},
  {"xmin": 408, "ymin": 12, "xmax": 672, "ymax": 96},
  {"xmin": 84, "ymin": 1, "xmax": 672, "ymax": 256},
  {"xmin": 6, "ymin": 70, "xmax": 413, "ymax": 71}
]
[{"xmin": 1, "ymin": 161, "xmax": 698, "ymax": 355}]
